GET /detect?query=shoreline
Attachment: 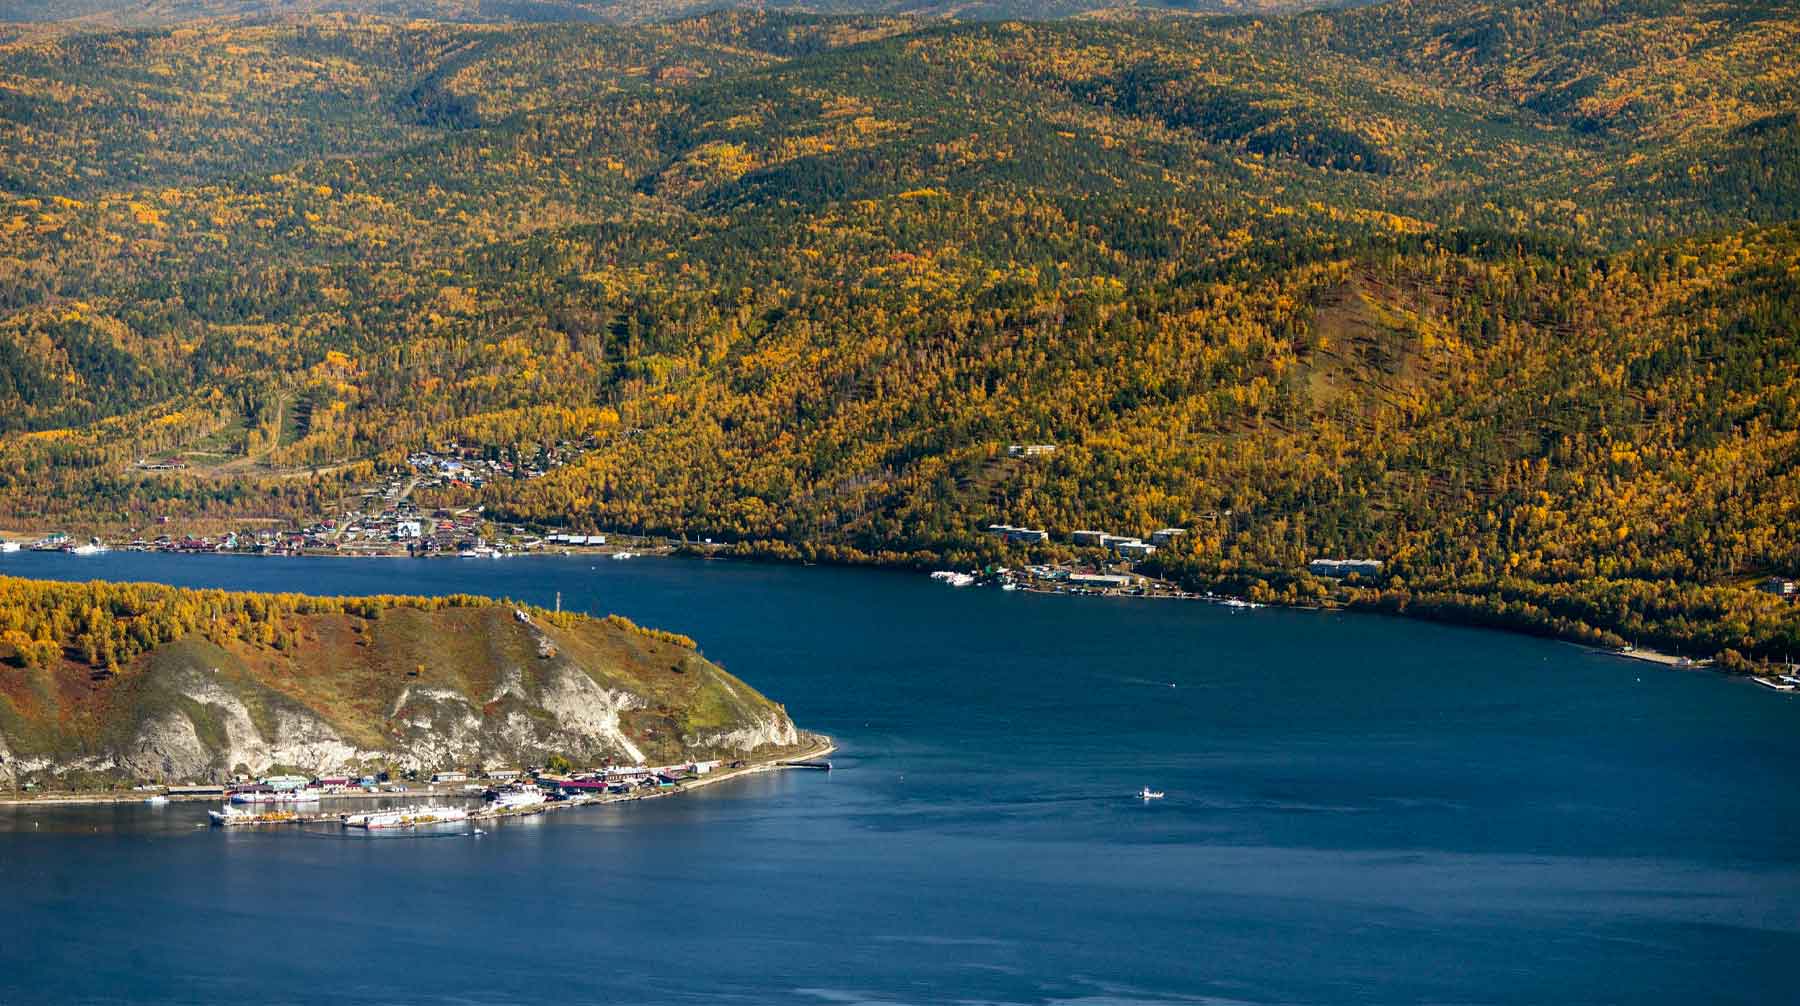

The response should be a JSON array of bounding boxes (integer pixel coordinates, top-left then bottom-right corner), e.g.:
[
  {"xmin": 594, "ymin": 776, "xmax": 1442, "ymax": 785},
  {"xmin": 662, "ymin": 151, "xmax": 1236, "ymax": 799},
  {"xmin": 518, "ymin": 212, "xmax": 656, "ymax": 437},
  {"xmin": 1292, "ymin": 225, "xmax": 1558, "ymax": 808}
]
[
  {"xmin": 0, "ymin": 736, "xmax": 837, "ymax": 809},
  {"xmin": 1603, "ymin": 646, "xmax": 1712, "ymax": 670},
  {"xmin": 0, "ymin": 543, "xmax": 670, "ymax": 562},
  {"xmin": 473, "ymin": 737, "xmax": 838, "ymax": 825},
  {"xmin": 5, "ymin": 539, "xmax": 1794, "ymax": 687}
]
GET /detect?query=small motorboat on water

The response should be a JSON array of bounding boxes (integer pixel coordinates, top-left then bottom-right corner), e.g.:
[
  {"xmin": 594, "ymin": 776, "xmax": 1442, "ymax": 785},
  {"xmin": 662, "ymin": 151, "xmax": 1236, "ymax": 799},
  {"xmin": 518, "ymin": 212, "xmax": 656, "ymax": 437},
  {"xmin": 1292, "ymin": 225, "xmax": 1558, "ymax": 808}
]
[
  {"xmin": 145, "ymin": 795, "xmax": 169, "ymax": 805},
  {"xmin": 1139, "ymin": 787, "xmax": 1165, "ymax": 801}
]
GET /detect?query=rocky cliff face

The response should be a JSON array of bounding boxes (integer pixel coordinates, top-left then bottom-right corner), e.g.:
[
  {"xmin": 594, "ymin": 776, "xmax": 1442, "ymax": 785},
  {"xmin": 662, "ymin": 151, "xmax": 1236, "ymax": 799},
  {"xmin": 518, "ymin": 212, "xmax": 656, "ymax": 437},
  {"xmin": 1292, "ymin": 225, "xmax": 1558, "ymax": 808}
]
[{"xmin": 0, "ymin": 601, "xmax": 808, "ymax": 787}]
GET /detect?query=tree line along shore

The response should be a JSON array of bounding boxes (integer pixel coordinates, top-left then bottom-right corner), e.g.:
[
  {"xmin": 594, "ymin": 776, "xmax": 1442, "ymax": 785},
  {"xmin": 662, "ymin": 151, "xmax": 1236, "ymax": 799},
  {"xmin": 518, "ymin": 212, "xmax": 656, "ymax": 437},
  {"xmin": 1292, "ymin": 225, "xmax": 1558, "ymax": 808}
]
[{"xmin": 1, "ymin": 6, "xmax": 1797, "ymax": 680}]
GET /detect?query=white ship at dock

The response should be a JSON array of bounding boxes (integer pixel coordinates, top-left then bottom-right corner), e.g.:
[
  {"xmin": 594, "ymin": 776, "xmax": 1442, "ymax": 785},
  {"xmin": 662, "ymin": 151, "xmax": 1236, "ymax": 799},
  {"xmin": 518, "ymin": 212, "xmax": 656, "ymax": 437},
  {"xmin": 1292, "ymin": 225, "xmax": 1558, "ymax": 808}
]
[
  {"xmin": 229, "ymin": 788, "xmax": 323, "ymax": 804},
  {"xmin": 342, "ymin": 805, "xmax": 470, "ymax": 830},
  {"xmin": 209, "ymin": 806, "xmax": 299, "ymax": 827},
  {"xmin": 486, "ymin": 784, "xmax": 547, "ymax": 810}
]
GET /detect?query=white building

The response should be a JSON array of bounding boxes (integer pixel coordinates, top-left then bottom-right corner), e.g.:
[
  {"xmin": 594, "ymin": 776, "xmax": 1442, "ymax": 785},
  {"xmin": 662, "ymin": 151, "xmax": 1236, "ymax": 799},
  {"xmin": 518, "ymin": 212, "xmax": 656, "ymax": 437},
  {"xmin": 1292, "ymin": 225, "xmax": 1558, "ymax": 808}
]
[
  {"xmin": 987, "ymin": 524, "xmax": 1049, "ymax": 545},
  {"xmin": 1068, "ymin": 573, "xmax": 1133, "ymax": 588},
  {"xmin": 1308, "ymin": 558, "xmax": 1385, "ymax": 578}
]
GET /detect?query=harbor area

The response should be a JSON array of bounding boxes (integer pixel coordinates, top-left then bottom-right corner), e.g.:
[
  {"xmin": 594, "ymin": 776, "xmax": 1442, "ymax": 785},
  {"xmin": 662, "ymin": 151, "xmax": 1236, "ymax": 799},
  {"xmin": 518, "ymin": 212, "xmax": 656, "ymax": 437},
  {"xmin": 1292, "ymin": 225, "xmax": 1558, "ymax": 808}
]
[{"xmin": 176, "ymin": 741, "xmax": 836, "ymax": 831}]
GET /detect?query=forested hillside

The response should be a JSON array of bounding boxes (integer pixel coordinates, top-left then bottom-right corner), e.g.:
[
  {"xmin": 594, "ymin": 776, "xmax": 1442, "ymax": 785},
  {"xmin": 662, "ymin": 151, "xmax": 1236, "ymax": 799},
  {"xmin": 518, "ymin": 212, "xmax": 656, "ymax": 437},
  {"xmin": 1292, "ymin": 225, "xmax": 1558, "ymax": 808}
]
[
  {"xmin": 2, "ymin": 0, "xmax": 1798, "ymax": 660},
  {"xmin": 0, "ymin": 0, "xmax": 1320, "ymax": 34}
]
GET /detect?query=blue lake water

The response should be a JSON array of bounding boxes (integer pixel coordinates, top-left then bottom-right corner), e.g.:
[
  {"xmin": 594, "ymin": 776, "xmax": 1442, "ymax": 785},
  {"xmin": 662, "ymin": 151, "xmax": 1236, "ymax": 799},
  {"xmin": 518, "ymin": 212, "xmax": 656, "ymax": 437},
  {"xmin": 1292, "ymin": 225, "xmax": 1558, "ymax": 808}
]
[{"xmin": 1, "ymin": 550, "xmax": 1797, "ymax": 1004}]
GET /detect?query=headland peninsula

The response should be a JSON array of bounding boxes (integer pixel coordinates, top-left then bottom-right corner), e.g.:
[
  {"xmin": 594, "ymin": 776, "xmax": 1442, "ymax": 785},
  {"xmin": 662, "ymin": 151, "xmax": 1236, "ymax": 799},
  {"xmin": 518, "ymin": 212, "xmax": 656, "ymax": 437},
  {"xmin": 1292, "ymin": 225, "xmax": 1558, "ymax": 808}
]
[{"xmin": 0, "ymin": 575, "xmax": 823, "ymax": 800}]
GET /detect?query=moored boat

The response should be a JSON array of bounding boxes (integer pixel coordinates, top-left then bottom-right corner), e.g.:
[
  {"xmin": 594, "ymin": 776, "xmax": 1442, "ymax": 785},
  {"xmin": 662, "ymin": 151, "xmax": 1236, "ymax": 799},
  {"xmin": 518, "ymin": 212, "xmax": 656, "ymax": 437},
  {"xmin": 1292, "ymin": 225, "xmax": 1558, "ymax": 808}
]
[
  {"xmin": 229, "ymin": 787, "xmax": 323, "ymax": 804},
  {"xmin": 209, "ymin": 806, "xmax": 300, "ymax": 826},
  {"xmin": 344, "ymin": 804, "xmax": 470, "ymax": 830},
  {"xmin": 487, "ymin": 784, "xmax": 547, "ymax": 810}
]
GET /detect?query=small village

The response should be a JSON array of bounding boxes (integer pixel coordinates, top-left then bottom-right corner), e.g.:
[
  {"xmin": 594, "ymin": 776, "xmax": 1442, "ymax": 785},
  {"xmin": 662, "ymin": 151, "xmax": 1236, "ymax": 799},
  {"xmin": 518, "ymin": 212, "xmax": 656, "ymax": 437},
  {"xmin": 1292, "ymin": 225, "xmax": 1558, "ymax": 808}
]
[
  {"xmin": 89, "ymin": 750, "xmax": 835, "ymax": 830},
  {"xmin": 948, "ymin": 517, "xmax": 1386, "ymax": 605},
  {"xmin": 9, "ymin": 439, "xmax": 656, "ymax": 561}
]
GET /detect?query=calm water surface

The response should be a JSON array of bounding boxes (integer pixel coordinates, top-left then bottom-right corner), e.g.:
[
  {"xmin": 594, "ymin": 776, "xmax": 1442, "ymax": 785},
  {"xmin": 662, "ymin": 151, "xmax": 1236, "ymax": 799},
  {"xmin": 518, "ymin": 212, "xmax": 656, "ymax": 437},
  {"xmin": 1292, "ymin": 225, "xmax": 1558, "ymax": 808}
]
[{"xmin": 1, "ymin": 551, "xmax": 1796, "ymax": 1004}]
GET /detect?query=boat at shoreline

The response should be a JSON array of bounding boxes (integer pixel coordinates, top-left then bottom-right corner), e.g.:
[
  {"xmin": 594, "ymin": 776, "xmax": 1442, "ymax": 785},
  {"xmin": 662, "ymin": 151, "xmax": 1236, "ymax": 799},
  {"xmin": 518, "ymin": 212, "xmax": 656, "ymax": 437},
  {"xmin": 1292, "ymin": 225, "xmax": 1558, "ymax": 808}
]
[
  {"xmin": 343, "ymin": 804, "xmax": 469, "ymax": 829},
  {"xmin": 487, "ymin": 784, "xmax": 547, "ymax": 810},
  {"xmin": 209, "ymin": 806, "xmax": 300, "ymax": 826},
  {"xmin": 229, "ymin": 788, "xmax": 322, "ymax": 804}
]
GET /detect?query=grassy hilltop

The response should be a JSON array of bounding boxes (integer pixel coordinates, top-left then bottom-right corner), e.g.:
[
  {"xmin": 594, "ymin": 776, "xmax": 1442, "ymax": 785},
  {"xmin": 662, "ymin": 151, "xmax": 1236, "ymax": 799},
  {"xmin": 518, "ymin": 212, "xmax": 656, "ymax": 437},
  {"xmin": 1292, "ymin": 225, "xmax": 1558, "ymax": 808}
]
[
  {"xmin": 0, "ymin": 1, "xmax": 1797, "ymax": 660},
  {"xmin": 0, "ymin": 576, "xmax": 807, "ymax": 787}
]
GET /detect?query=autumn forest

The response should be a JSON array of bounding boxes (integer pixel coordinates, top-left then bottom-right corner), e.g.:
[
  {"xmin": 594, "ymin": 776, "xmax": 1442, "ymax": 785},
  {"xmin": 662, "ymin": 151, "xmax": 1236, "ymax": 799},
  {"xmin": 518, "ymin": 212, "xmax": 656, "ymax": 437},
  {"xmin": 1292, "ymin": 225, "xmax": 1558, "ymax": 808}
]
[{"xmin": 2, "ymin": 0, "xmax": 1798, "ymax": 661}]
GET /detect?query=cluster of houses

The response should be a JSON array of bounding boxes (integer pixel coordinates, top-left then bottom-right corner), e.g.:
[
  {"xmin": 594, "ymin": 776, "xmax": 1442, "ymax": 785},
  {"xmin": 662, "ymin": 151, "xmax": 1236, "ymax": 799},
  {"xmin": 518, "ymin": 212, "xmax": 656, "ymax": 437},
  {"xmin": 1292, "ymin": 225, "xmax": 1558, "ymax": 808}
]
[
  {"xmin": 1307, "ymin": 558, "xmax": 1386, "ymax": 579},
  {"xmin": 543, "ymin": 533, "xmax": 608, "ymax": 547},
  {"xmin": 1071, "ymin": 527, "xmax": 1187, "ymax": 559},
  {"xmin": 380, "ymin": 507, "xmax": 487, "ymax": 555},
  {"xmin": 970, "ymin": 527, "xmax": 1192, "ymax": 597},
  {"xmin": 99, "ymin": 504, "xmax": 498, "ymax": 558},
  {"xmin": 157, "ymin": 771, "xmax": 409, "ymax": 798},
  {"xmin": 971, "ymin": 522, "xmax": 1394, "ymax": 595},
  {"xmin": 156, "ymin": 760, "xmax": 728, "ymax": 798},
  {"xmin": 406, "ymin": 439, "xmax": 594, "ymax": 492},
  {"xmin": 1761, "ymin": 577, "xmax": 1798, "ymax": 600},
  {"xmin": 85, "ymin": 504, "xmax": 631, "ymax": 561},
  {"xmin": 1014, "ymin": 564, "xmax": 1142, "ymax": 591},
  {"xmin": 985, "ymin": 523, "xmax": 1051, "ymax": 544},
  {"xmin": 985, "ymin": 523, "xmax": 1187, "ymax": 561},
  {"xmin": 418, "ymin": 761, "xmax": 733, "ymax": 799},
  {"xmin": 130, "ymin": 531, "xmax": 263, "ymax": 554},
  {"xmin": 528, "ymin": 761, "xmax": 726, "ymax": 799}
]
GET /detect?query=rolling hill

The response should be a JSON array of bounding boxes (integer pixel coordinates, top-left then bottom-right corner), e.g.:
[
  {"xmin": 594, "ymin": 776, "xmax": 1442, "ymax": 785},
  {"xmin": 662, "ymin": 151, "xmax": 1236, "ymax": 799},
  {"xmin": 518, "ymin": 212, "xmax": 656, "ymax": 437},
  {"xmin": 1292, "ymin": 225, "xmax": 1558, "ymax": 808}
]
[
  {"xmin": 1, "ymin": 0, "xmax": 1797, "ymax": 660},
  {"xmin": 0, "ymin": 575, "xmax": 809, "ymax": 787}
]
